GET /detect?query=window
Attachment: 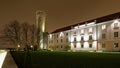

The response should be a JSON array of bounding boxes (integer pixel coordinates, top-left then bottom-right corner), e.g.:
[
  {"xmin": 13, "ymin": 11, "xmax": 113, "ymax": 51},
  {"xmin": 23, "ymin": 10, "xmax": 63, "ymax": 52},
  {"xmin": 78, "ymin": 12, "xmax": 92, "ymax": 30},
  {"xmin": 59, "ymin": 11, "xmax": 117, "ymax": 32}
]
[
  {"xmin": 57, "ymin": 40, "xmax": 58, "ymax": 43},
  {"xmin": 102, "ymin": 25, "xmax": 106, "ymax": 30},
  {"xmin": 102, "ymin": 33, "xmax": 106, "ymax": 39},
  {"xmin": 61, "ymin": 46, "xmax": 63, "ymax": 48},
  {"xmin": 73, "ymin": 31, "xmax": 77, "ymax": 36},
  {"xmin": 81, "ymin": 29, "xmax": 84, "ymax": 34},
  {"xmin": 81, "ymin": 36, "xmax": 84, "ymax": 41},
  {"xmin": 88, "ymin": 28, "xmax": 92, "ymax": 33},
  {"xmin": 60, "ymin": 32, "xmax": 64, "ymax": 38},
  {"xmin": 61, "ymin": 39, "xmax": 63, "ymax": 42},
  {"xmin": 74, "ymin": 37, "xmax": 76, "ymax": 41},
  {"xmin": 66, "ymin": 38, "xmax": 68, "ymax": 42},
  {"xmin": 66, "ymin": 33, "xmax": 68, "ymax": 36},
  {"xmin": 114, "ymin": 43, "xmax": 119, "ymax": 48},
  {"xmin": 102, "ymin": 43, "xmax": 106, "ymax": 48},
  {"xmin": 81, "ymin": 44, "xmax": 84, "ymax": 48},
  {"xmin": 74, "ymin": 44, "xmax": 76, "ymax": 48},
  {"xmin": 114, "ymin": 32, "xmax": 119, "ymax": 37},
  {"xmin": 89, "ymin": 35, "xmax": 92, "ymax": 40},
  {"xmin": 57, "ymin": 34, "xmax": 58, "ymax": 38},
  {"xmin": 89, "ymin": 44, "xmax": 92, "ymax": 48}
]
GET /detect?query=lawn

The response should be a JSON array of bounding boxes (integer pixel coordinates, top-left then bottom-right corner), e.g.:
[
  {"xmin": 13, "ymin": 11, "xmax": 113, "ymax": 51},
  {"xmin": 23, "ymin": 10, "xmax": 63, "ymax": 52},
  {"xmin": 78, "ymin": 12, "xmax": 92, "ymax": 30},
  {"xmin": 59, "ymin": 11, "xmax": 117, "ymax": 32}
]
[{"xmin": 11, "ymin": 51, "xmax": 120, "ymax": 68}]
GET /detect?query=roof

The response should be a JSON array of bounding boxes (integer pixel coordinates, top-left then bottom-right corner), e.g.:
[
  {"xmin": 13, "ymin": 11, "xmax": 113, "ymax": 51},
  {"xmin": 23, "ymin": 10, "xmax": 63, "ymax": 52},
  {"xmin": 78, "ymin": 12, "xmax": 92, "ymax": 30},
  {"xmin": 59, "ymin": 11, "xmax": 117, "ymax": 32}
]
[{"xmin": 52, "ymin": 12, "xmax": 120, "ymax": 33}]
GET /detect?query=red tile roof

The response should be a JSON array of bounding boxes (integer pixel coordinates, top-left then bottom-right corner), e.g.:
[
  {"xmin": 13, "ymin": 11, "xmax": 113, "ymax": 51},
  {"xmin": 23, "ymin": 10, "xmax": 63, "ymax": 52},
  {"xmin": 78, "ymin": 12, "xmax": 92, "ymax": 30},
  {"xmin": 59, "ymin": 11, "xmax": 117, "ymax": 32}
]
[{"xmin": 52, "ymin": 12, "xmax": 120, "ymax": 33}]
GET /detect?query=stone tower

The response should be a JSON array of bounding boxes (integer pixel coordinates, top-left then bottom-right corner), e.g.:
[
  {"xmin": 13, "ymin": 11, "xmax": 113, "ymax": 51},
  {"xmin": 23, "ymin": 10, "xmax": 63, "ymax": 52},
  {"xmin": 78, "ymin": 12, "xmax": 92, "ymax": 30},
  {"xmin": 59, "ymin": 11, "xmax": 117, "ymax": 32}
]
[{"xmin": 36, "ymin": 11, "xmax": 47, "ymax": 49}]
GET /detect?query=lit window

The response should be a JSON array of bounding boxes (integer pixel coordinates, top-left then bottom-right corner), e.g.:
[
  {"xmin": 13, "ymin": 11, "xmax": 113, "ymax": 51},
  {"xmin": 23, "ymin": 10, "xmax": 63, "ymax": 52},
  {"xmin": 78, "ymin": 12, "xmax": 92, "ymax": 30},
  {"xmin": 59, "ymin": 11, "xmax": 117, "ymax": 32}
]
[
  {"xmin": 114, "ymin": 43, "xmax": 119, "ymax": 48},
  {"xmin": 102, "ymin": 43, "xmax": 106, "ymax": 48},
  {"xmin": 89, "ymin": 28, "xmax": 92, "ymax": 33},
  {"xmin": 102, "ymin": 33, "xmax": 106, "ymax": 39},
  {"xmin": 81, "ymin": 29, "xmax": 84, "ymax": 34},
  {"xmin": 102, "ymin": 25, "xmax": 106, "ymax": 30},
  {"xmin": 89, "ymin": 44, "xmax": 92, "ymax": 48},
  {"xmin": 114, "ymin": 32, "xmax": 119, "ymax": 37},
  {"xmin": 49, "ymin": 34, "xmax": 52, "ymax": 39},
  {"xmin": 60, "ymin": 32, "xmax": 64, "ymax": 38}
]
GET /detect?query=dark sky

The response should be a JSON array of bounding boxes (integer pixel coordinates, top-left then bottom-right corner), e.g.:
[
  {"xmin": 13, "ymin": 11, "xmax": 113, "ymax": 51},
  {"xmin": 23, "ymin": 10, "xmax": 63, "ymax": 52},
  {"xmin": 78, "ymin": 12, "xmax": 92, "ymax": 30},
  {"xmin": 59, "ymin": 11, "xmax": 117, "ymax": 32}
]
[{"xmin": 0, "ymin": 0, "xmax": 120, "ymax": 32}]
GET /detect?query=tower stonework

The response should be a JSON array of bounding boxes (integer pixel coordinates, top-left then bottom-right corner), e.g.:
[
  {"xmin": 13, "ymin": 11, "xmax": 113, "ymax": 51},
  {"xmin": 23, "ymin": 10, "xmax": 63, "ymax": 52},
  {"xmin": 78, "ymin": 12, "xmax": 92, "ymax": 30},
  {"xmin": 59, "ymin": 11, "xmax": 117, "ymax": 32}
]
[{"xmin": 36, "ymin": 11, "xmax": 47, "ymax": 49}]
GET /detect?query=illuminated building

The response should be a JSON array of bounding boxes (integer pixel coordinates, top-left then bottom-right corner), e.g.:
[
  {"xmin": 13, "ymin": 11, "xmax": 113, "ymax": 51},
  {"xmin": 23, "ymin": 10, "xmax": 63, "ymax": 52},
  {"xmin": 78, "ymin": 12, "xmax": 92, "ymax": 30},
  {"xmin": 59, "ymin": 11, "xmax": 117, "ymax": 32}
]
[
  {"xmin": 36, "ymin": 11, "xmax": 48, "ymax": 49},
  {"xmin": 48, "ymin": 12, "xmax": 120, "ymax": 52}
]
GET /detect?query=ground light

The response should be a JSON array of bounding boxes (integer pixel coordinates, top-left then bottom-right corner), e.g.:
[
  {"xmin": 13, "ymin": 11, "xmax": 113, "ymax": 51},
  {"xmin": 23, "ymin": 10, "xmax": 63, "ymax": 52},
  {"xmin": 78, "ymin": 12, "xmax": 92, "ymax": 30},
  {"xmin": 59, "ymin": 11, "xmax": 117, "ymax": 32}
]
[{"xmin": 0, "ymin": 50, "xmax": 7, "ymax": 68}]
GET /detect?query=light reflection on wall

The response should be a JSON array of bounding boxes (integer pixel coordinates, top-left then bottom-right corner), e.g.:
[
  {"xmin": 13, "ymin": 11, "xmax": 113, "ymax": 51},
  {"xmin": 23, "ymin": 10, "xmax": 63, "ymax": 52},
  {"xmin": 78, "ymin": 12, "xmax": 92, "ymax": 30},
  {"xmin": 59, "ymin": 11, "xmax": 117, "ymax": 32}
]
[
  {"xmin": 76, "ymin": 35, "xmax": 81, "ymax": 41},
  {"xmin": 84, "ymin": 42, "xmax": 89, "ymax": 48},
  {"xmin": 84, "ymin": 34, "xmax": 89, "ymax": 41},
  {"xmin": 76, "ymin": 42, "xmax": 80, "ymax": 48},
  {"xmin": 93, "ymin": 41, "xmax": 97, "ymax": 50}
]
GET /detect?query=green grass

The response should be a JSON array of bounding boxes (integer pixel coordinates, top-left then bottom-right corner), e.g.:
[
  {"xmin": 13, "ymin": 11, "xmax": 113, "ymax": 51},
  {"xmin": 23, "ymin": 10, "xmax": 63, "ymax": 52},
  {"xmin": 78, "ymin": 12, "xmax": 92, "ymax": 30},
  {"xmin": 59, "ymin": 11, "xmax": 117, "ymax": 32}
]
[{"xmin": 11, "ymin": 51, "xmax": 120, "ymax": 68}]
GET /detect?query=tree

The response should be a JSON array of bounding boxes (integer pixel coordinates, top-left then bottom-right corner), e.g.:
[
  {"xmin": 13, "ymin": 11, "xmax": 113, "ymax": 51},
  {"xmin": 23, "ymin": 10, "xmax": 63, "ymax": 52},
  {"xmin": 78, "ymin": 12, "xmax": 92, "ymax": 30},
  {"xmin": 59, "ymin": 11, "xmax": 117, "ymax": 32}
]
[
  {"xmin": 3, "ymin": 20, "xmax": 21, "ymax": 50},
  {"xmin": 2, "ymin": 20, "xmax": 39, "ymax": 51},
  {"xmin": 29, "ymin": 24, "xmax": 38, "ymax": 50}
]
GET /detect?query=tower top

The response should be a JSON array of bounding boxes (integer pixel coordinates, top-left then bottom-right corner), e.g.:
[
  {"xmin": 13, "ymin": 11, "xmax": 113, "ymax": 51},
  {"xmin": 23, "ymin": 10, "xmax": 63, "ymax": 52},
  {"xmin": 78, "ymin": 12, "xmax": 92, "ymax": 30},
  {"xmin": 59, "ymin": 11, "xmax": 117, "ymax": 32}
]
[{"xmin": 36, "ymin": 11, "xmax": 46, "ymax": 16}]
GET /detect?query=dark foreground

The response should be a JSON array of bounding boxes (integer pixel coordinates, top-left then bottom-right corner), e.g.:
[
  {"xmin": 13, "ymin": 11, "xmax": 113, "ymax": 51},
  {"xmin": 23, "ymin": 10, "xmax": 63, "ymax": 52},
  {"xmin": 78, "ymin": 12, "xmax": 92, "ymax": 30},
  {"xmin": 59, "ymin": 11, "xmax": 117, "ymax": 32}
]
[{"xmin": 11, "ymin": 51, "xmax": 120, "ymax": 68}]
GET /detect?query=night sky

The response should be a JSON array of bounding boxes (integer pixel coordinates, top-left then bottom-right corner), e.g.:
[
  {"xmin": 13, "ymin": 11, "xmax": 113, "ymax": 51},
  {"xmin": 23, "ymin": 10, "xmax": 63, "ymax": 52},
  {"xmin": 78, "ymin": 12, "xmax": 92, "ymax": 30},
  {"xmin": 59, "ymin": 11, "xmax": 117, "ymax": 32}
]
[{"xmin": 0, "ymin": 0, "xmax": 120, "ymax": 33}]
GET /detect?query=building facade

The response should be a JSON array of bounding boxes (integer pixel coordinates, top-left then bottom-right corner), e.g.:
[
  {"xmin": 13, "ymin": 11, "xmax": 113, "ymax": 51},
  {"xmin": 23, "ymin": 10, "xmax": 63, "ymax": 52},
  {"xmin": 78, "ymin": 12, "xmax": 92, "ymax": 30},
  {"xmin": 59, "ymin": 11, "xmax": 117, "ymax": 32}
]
[{"xmin": 48, "ymin": 12, "xmax": 120, "ymax": 52}]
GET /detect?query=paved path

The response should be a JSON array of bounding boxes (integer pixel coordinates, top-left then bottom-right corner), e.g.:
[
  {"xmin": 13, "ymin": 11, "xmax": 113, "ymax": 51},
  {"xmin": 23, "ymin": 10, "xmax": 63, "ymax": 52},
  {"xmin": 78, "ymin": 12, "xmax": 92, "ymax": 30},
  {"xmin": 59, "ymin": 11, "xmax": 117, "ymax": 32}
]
[{"xmin": 2, "ymin": 51, "xmax": 18, "ymax": 68}]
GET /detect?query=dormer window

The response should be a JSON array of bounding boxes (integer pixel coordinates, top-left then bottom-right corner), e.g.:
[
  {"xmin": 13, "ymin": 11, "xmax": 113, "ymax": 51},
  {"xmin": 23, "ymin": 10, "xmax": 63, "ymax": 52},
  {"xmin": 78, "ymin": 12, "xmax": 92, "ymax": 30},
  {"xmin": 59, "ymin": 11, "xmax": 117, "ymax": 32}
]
[
  {"xmin": 59, "ymin": 32, "xmax": 64, "ymax": 38},
  {"xmin": 114, "ymin": 23, "xmax": 119, "ymax": 28},
  {"xmin": 114, "ymin": 20, "xmax": 119, "ymax": 29}
]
